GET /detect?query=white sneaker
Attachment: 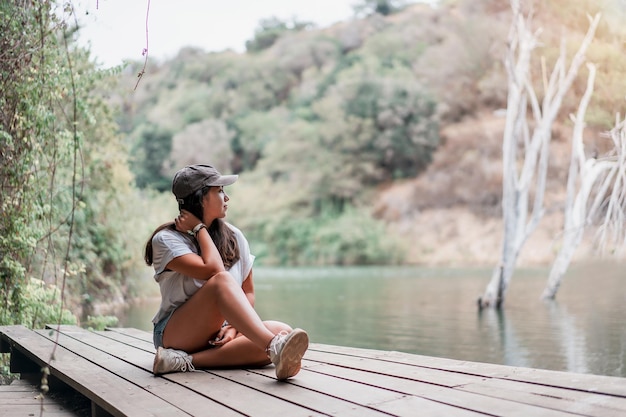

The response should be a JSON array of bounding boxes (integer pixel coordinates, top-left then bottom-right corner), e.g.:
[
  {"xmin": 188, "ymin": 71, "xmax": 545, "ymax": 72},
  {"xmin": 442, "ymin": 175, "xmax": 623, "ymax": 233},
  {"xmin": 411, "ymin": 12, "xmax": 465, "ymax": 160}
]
[
  {"xmin": 267, "ymin": 328, "xmax": 309, "ymax": 380},
  {"xmin": 153, "ymin": 347, "xmax": 195, "ymax": 375}
]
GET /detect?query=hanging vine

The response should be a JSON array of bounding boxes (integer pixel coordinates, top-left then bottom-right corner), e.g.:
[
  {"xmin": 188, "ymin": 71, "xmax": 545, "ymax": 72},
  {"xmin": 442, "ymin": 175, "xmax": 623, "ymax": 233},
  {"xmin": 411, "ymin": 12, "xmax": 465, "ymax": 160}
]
[{"xmin": 0, "ymin": 0, "xmax": 135, "ymax": 333}]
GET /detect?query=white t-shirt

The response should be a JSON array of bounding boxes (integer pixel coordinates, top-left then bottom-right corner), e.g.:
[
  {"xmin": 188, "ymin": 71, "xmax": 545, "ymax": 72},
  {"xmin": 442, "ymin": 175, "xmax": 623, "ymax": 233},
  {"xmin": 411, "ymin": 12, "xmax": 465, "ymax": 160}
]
[{"xmin": 151, "ymin": 223, "xmax": 255, "ymax": 324}]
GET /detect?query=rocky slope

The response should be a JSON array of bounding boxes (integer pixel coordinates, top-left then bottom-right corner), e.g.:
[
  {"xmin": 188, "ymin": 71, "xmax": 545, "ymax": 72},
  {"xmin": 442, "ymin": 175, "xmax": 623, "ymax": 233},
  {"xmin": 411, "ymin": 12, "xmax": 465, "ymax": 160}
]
[{"xmin": 374, "ymin": 111, "xmax": 614, "ymax": 267}]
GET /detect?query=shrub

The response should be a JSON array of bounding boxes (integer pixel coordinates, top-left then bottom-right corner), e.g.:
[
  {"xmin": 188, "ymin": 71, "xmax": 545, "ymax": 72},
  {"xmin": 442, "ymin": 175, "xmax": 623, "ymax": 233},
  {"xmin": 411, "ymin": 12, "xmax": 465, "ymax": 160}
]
[{"xmin": 4, "ymin": 279, "xmax": 78, "ymax": 329}]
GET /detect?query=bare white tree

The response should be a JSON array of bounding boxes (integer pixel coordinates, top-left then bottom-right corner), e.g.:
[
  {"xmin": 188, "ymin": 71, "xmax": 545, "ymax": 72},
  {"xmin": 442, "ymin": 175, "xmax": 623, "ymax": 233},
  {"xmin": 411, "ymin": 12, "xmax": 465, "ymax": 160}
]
[
  {"xmin": 478, "ymin": 0, "xmax": 601, "ymax": 309},
  {"xmin": 592, "ymin": 118, "xmax": 626, "ymax": 253},
  {"xmin": 541, "ymin": 62, "xmax": 597, "ymax": 299},
  {"xmin": 543, "ymin": 101, "xmax": 626, "ymax": 299}
]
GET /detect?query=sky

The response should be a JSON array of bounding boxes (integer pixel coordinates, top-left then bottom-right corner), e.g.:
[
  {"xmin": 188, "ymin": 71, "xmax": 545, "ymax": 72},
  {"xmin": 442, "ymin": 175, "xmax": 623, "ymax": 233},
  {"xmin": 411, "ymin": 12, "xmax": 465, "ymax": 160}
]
[{"xmin": 73, "ymin": 0, "xmax": 361, "ymax": 67}]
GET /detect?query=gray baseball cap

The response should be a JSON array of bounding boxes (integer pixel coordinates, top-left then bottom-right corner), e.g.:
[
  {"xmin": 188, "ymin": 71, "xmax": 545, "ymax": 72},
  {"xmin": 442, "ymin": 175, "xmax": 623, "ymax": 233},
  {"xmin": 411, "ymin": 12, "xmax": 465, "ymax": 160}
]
[{"xmin": 171, "ymin": 164, "xmax": 238, "ymax": 200}]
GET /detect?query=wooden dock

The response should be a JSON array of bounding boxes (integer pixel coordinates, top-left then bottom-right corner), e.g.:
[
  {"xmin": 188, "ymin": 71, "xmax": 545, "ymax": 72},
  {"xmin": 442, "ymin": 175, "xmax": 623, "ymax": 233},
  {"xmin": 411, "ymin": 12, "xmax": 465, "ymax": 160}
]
[{"xmin": 1, "ymin": 325, "xmax": 625, "ymax": 416}]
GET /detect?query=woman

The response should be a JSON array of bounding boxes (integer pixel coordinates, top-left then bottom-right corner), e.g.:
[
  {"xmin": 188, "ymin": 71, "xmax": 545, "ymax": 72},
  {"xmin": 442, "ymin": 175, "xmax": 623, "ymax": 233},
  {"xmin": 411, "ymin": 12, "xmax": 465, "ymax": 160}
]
[{"xmin": 144, "ymin": 164, "xmax": 308, "ymax": 380}]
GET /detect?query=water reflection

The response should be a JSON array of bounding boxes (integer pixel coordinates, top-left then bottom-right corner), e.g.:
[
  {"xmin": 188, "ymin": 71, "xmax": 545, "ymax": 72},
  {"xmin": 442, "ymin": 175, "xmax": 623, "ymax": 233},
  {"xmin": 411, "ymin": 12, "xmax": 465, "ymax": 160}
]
[
  {"xmin": 545, "ymin": 301, "xmax": 589, "ymax": 374},
  {"xmin": 121, "ymin": 262, "xmax": 626, "ymax": 377},
  {"xmin": 477, "ymin": 308, "xmax": 531, "ymax": 369}
]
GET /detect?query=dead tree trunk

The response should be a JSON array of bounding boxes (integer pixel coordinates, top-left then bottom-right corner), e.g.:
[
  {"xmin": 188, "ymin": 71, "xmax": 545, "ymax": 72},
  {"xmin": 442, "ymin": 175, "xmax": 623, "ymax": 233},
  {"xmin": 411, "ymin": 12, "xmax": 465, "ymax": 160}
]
[
  {"xmin": 593, "ymin": 118, "xmax": 626, "ymax": 252},
  {"xmin": 543, "ymin": 106, "xmax": 626, "ymax": 299},
  {"xmin": 542, "ymin": 62, "xmax": 597, "ymax": 299},
  {"xmin": 478, "ymin": 1, "xmax": 600, "ymax": 309}
]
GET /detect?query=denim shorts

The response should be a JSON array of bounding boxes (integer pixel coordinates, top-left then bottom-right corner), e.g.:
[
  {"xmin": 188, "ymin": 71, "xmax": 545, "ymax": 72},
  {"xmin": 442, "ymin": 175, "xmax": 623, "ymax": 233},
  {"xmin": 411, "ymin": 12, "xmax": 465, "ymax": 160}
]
[{"xmin": 153, "ymin": 310, "xmax": 175, "ymax": 349}]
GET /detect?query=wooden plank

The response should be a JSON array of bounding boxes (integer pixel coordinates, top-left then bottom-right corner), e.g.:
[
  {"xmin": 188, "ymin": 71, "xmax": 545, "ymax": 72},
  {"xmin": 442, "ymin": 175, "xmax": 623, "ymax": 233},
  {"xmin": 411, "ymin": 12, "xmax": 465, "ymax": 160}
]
[
  {"xmin": 104, "ymin": 328, "xmax": 482, "ymax": 416},
  {"xmin": 304, "ymin": 347, "xmax": 626, "ymax": 416},
  {"xmin": 37, "ymin": 326, "xmax": 242, "ymax": 417},
  {"xmin": 0, "ymin": 325, "xmax": 189, "ymax": 417},
  {"xmin": 456, "ymin": 378, "xmax": 626, "ymax": 417},
  {"xmin": 0, "ymin": 380, "xmax": 79, "ymax": 417},
  {"xmin": 25, "ymin": 326, "xmax": 626, "ymax": 417},
  {"xmin": 48, "ymin": 326, "xmax": 334, "ymax": 416},
  {"xmin": 305, "ymin": 347, "xmax": 490, "ymax": 387},
  {"xmin": 0, "ymin": 378, "xmax": 36, "ymax": 391},
  {"xmin": 106, "ymin": 328, "xmax": 489, "ymax": 416},
  {"xmin": 206, "ymin": 366, "xmax": 433, "ymax": 416},
  {"xmin": 259, "ymin": 365, "xmax": 486, "ymax": 417},
  {"xmin": 255, "ymin": 362, "xmax": 575, "ymax": 417},
  {"xmin": 97, "ymin": 327, "xmax": 410, "ymax": 416},
  {"xmin": 303, "ymin": 349, "xmax": 626, "ymax": 416},
  {"xmin": 105, "ymin": 326, "xmax": 155, "ymax": 341},
  {"xmin": 167, "ymin": 371, "xmax": 331, "ymax": 417},
  {"xmin": 109, "ymin": 327, "xmax": 626, "ymax": 417},
  {"xmin": 94, "ymin": 327, "xmax": 156, "ymax": 352},
  {"xmin": 0, "ymin": 407, "xmax": 77, "ymax": 417},
  {"xmin": 102, "ymin": 328, "xmax": 387, "ymax": 416},
  {"xmin": 309, "ymin": 344, "xmax": 626, "ymax": 397},
  {"xmin": 52, "ymin": 325, "xmax": 330, "ymax": 416}
]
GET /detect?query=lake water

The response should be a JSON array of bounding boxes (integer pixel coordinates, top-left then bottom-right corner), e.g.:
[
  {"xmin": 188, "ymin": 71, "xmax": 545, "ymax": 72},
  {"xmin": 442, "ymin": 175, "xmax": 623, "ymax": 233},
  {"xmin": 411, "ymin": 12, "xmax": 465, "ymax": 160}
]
[{"xmin": 122, "ymin": 261, "xmax": 626, "ymax": 377}]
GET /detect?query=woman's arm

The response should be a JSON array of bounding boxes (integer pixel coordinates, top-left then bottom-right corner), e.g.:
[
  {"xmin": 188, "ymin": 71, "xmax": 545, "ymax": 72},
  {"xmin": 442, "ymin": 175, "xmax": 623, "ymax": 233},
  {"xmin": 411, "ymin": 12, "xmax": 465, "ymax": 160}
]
[
  {"xmin": 166, "ymin": 210, "xmax": 225, "ymax": 280},
  {"xmin": 242, "ymin": 270, "xmax": 255, "ymax": 307}
]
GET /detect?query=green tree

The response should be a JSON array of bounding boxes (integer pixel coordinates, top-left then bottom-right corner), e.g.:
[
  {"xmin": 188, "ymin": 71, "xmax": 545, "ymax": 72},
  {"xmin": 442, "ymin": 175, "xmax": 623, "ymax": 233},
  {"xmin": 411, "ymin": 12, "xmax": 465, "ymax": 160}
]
[
  {"xmin": 246, "ymin": 17, "xmax": 315, "ymax": 53},
  {"xmin": 0, "ymin": 0, "xmax": 72, "ymax": 324},
  {"xmin": 231, "ymin": 108, "xmax": 290, "ymax": 171},
  {"xmin": 314, "ymin": 75, "xmax": 439, "ymax": 184},
  {"xmin": 131, "ymin": 124, "xmax": 173, "ymax": 191},
  {"xmin": 1, "ymin": 1, "xmax": 135, "ymax": 325},
  {"xmin": 353, "ymin": 0, "xmax": 407, "ymax": 16}
]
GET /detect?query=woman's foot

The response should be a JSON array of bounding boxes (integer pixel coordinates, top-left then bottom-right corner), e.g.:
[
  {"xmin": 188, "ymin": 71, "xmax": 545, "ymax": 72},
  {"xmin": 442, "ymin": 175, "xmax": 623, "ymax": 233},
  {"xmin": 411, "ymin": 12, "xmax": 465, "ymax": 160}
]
[
  {"xmin": 266, "ymin": 328, "xmax": 309, "ymax": 380},
  {"xmin": 153, "ymin": 347, "xmax": 195, "ymax": 375}
]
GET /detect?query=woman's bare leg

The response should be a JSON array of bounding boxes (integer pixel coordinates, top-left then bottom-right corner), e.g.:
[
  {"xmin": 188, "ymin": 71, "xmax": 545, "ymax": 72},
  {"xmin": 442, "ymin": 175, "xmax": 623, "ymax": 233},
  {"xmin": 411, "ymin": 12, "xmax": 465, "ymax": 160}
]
[
  {"xmin": 163, "ymin": 271, "xmax": 275, "ymax": 353},
  {"xmin": 190, "ymin": 321, "xmax": 291, "ymax": 368}
]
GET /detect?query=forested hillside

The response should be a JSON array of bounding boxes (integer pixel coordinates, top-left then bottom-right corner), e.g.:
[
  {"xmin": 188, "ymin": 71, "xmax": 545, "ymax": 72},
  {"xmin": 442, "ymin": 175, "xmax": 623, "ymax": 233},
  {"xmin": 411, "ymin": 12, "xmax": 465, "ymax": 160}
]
[{"xmin": 119, "ymin": 0, "xmax": 626, "ymax": 267}]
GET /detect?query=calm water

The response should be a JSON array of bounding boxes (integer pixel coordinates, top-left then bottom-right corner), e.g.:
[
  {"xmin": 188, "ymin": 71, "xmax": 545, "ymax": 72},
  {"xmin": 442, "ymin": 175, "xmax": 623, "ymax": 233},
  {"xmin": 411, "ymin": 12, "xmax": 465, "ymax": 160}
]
[{"xmin": 122, "ymin": 262, "xmax": 626, "ymax": 377}]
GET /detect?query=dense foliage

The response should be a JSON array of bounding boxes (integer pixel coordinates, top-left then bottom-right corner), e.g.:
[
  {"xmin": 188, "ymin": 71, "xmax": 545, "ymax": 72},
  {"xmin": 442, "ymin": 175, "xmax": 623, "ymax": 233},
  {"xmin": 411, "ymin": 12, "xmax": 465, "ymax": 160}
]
[
  {"xmin": 0, "ymin": 1, "xmax": 134, "ymax": 327},
  {"xmin": 120, "ymin": 4, "xmax": 454, "ymax": 265},
  {"xmin": 114, "ymin": 0, "xmax": 625, "ymax": 267},
  {"xmin": 121, "ymin": 0, "xmax": 626, "ymax": 268}
]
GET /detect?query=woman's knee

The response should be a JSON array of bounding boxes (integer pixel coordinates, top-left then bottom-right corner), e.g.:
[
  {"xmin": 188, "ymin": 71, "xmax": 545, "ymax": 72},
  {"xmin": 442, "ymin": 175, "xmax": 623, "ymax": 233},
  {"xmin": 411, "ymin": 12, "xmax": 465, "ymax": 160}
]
[
  {"xmin": 264, "ymin": 320, "xmax": 292, "ymax": 334},
  {"xmin": 201, "ymin": 271, "xmax": 236, "ymax": 292}
]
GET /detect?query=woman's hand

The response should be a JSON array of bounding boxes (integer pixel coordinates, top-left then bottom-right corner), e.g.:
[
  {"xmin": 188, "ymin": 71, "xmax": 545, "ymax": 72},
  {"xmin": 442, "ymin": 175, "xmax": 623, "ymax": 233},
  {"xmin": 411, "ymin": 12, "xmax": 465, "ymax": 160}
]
[
  {"xmin": 174, "ymin": 209, "xmax": 202, "ymax": 234},
  {"xmin": 209, "ymin": 325, "xmax": 238, "ymax": 347},
  {"xmin": 167, "ymin": 209, "xmax": 226, "ymax": 280}
]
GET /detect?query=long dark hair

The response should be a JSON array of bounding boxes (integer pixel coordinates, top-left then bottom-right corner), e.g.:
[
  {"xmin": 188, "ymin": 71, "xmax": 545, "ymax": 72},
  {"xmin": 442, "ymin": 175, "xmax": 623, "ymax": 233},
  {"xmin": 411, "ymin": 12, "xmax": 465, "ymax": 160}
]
[{"xmin": 144, "ymin": 186, "xmax": 240, "ymax": 269}]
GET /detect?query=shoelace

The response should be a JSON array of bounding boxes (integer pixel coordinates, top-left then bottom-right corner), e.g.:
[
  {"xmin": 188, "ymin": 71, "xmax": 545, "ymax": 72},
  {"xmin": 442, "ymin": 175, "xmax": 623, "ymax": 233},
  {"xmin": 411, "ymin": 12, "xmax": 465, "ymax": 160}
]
[
  {"xmin": 266, "ymin": 330, "xmax": 289, "ymax": 358},
  {"xmin": 174, "ymin": 354, "xmax": 195, "ymax": 372}
]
